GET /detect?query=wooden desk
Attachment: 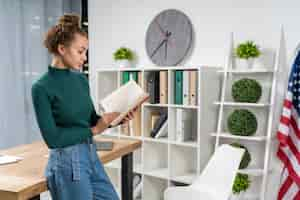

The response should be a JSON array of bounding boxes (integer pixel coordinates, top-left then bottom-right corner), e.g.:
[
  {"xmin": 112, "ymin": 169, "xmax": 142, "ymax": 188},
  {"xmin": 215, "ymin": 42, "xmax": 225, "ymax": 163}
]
[{"xmin": 0, "ymin": 137, "xmax": 141, "ymax": 200}]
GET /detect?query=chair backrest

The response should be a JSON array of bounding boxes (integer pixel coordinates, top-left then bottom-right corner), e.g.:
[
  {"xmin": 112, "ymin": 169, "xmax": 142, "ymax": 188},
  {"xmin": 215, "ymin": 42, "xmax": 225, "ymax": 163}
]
[{"xmin": 191, "ymin": 144, "xmax": 245, "ymax": 200}]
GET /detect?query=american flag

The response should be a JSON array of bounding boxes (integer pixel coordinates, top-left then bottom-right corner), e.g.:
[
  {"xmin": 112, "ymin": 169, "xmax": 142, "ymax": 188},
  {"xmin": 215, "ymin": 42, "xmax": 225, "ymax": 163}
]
[{"xmin": 277, "ymin": 51, "xmax": 300, "ymax": 200}]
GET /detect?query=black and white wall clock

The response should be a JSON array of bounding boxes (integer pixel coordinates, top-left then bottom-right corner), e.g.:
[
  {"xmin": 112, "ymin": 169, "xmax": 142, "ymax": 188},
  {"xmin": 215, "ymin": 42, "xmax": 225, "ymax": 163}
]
[{"xmin": 145, "ymin": 9, "xmax": 193, "ymax": 66}]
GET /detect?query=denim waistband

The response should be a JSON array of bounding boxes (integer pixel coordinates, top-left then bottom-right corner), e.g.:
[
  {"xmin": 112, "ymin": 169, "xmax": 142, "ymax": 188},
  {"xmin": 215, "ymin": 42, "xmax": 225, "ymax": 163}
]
[{"xmin": 81, "ymin": 137, "xmax": 94, "ymax": 144}]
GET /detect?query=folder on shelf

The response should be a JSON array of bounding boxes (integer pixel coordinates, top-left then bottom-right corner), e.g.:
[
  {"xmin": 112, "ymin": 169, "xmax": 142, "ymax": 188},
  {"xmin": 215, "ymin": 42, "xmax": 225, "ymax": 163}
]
[
  {"xmin": 129, "ymin": 71, "xmax": 138, "ymax": 82},
  {"xmin": 189, "ymin": 70, "xmax": 197, "ymax": 106},
  {"xmin": 159, "ymin": 71, "xmax": 168, "ymax": 104},
  {"xmin": 122, "ymin": 71, "xmax": 130, "ymax": 84},
  {"xmin": 151, "ymin": 112, "xmax": 161, "ymax": 130},
  {"xmin": 100, "ymin": 80, "xmax": 149, "ymax": 127},
  {"xmin": 176, "ymin": 109, "xmax": 183, "ymax": 141},
  {"xmin": 150, "ymin": 111, "xmax": 168, "ymax": 138},
  {"xmin": 183, "ymin": 70, "xmax": 189, "ymax": 105},
  {"xmin": 147, "ymin": 72, "xmax": 160, "ymax": 104},
  {"xmin": 176, "ymin": 109, "xmax": 192, "ymax": 142},
  {"xmin": 154, "ymin": 121, "xmax": 168, "ymax": 139},
  {"xmin": 174, "ymin": 70, "xmax": 183, "ymax": 105}
]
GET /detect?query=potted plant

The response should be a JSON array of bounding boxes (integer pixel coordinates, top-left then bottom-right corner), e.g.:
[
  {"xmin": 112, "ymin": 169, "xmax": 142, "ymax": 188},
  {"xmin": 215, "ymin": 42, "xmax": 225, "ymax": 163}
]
[
  {"xmin": 113, "ymin": 47, "xmax": 134, "ymax": 68},
  {"xmin": 230, "ymin": 173, "xmax": 251, "ymax": 200},
  {"xmin": 235, "ymin": 41, "xmax": 261, "ymax": 69}
]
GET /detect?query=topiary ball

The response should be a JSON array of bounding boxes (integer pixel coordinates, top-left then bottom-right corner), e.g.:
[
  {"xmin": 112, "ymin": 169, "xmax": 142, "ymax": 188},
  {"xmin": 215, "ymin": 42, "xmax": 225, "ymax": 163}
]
[
  {"xmin": 232, "ymin": 78, "xmax": 262, "ymax": 103},
  {"xmin": 227, "ymin": 109, "xmax": 257, "ymax": 136},
  {"xmin": 230, "ymin": 143, "xmax": 251, "ymax": 169},
  {"xmin": 232, "ymin": 173, "xmax": 251, "ymax": 194}
]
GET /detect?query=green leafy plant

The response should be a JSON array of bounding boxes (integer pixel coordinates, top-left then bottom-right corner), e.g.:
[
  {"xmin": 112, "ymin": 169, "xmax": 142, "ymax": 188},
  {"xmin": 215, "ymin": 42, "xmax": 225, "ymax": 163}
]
[
  {"xmin": 113, "ymin": 47, "xmax": 134, "ymax": 61},
  {"xmin": 232, "ymin": 173, "xmax": 251, "ymax": 194},
  {"xmin": 235, "ymin": 41, "xmax": 261, "ymax": 59},
  {"xmin": 230, "ymin": 143, "xmax": 251, "ymax": 169},
  {"xmin": 232, "ymin": 78, "xmax": 262, "ymax": 103},
  {"xmin": 227, "ymin": 109, "xmax": 257, "ymax": 136}
]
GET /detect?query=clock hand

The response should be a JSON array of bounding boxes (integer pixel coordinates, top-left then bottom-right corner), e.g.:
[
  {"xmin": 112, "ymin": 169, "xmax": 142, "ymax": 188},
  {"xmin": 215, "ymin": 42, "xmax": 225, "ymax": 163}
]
[
  {"xmin": 150, "ymin": 39, "xmax": 167, "ymax": 58},
  {"xmin": 155, "ymin": 20, "xmax": 167, "ymax": 39},
  {"xmin": 165, "ymin": 37, "xmax": 167, "ymax": 60},
  {"xmin": 165, "ymin": 31, "xmax": 174, "ymax": 48}
]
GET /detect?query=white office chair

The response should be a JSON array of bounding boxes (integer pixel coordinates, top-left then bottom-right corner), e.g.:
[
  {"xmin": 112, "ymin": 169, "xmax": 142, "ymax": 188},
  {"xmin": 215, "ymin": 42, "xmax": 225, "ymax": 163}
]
[{"xmin": 164, "ymin": 144, "xmax": 245, "ymax": 200}]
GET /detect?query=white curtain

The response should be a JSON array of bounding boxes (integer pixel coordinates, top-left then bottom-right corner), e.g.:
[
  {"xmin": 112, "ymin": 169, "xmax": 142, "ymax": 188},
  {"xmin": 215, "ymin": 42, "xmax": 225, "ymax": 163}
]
[{"xmin": 0, "ymin": 0, "xmax": 81, "ymax": 149}]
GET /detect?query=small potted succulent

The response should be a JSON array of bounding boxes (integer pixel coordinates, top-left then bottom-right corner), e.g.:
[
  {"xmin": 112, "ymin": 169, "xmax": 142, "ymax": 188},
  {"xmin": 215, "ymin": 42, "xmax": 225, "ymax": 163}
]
[
  {"xmin": 230, "ymin": 173, "xmax": 251, "ymax": 200},
  {"xmin": 113, "ymin": 47, "xmax": 134, "ymax": 68},
  {"xmin": 235, "ymin": 41, "xmax": 261, "ymax": 69}
]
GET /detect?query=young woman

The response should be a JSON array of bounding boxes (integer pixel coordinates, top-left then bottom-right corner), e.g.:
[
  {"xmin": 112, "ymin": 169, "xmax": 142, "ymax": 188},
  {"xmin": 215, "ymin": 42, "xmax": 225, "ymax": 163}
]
[{"xmin": 31, "ymin": 14, "xmax": 132, "ymax": 200}]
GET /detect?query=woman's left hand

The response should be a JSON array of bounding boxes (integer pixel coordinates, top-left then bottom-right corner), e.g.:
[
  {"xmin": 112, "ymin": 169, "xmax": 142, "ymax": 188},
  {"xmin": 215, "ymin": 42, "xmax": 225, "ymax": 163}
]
[{"xmin": 121, "ymin": 108, "xmax": 137, "ymax": 124}]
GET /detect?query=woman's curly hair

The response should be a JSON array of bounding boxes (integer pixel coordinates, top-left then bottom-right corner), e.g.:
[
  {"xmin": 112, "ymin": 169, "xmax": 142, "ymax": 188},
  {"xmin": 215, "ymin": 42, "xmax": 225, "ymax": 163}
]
[{"xmin": 44, "ymin": 13, "xmax": 87, "ymax": 54}]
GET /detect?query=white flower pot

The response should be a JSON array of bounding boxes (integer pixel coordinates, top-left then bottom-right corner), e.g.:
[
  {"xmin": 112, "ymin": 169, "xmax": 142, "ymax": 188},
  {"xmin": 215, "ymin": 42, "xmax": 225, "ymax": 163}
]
[
  {"xmin": 229, "ymin": 191, "xmax": 245, "ymax": 200},
  {"xmin": 116, "ymin": 59, "xmax": 131, "ymax": 68},
  {"xmin": 235, "ymin": 58, "xmax": 255, "ymax": 69}
]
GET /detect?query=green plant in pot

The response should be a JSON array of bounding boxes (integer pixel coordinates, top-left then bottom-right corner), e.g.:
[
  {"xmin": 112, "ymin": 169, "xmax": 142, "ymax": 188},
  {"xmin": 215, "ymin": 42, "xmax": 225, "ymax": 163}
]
[
  {"xmin": 230, "ymin": 143, "xmax": 251, "ymax": 169},
  {"xmin": 232, "ymin": 173, "xmax": 251, "ymax": 194},
  {"xmin": 235, "ymin": 41, "xmax": 261, "ymax": 69},
  {"xmin": 113, "ymin": 47, "xmax": 134, "ymax": 68},
  {"xmin": 232, "ymin": 78, "xmax": 262, "ymax": 103},
  {"xmin": 227, "ymin": 109, "xmax": 257, "ymax": 136}
]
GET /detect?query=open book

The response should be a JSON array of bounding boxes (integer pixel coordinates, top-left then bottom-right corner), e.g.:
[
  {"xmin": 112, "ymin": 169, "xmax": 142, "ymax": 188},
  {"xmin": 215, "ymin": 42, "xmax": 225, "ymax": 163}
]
[
  {"xmin": 0, "ymin": 155, "xmax": 23, "ymax": 165},
  {"xmin": 100, "ymin": 80, "xmax": 149, "ymax": 126}
]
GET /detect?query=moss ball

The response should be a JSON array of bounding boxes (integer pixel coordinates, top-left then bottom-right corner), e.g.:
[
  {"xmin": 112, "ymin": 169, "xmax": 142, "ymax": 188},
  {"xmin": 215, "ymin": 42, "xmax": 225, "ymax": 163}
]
[
  {"xmin": 230, "ymin": 143, "xmax": 251, "ymax": 169},
  {"xmin": 232, "ymin": 78, "xmax": 262, "ymax": 103},
  {"xmin": 227, "ymin": 109, "xmax": 257, "ymax": 136}
]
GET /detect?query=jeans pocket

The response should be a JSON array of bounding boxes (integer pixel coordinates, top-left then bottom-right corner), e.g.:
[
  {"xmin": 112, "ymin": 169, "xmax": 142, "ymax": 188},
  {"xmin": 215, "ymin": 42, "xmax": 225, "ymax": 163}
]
[{"xmin": 56, "ymin": 145, "xmax": 81, "ymax": 182}]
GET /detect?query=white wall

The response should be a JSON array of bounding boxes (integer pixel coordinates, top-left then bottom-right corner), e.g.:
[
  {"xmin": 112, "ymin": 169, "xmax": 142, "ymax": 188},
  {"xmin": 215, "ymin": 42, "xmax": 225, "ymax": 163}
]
[{"xmin": 89, "ymin": 1, "xmax": 300, "ymax": 199}]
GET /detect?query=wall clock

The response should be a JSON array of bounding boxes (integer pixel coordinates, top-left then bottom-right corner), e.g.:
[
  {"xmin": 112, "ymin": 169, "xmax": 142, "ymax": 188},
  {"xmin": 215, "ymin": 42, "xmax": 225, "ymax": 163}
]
[{"xmin": 145, "ymin": 9, "xmax": 193, "ymax": 66}]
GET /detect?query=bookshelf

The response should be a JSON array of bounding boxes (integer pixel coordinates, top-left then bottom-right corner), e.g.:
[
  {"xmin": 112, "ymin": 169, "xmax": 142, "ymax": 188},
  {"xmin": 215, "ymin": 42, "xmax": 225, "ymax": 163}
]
[
  {"xmin": 95, "ymin": 66, "xmax": 221, "ymax": 200},
  {"xmin": 212, "ymin": 30, "xmax": 286, "ymax": 200}
]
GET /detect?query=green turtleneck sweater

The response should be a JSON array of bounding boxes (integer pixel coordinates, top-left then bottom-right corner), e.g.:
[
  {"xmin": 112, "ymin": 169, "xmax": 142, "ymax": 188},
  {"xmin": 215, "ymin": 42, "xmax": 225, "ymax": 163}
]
[{"xmin": 31, "ymin": 66, "xmax": 100, "ymax": 149}]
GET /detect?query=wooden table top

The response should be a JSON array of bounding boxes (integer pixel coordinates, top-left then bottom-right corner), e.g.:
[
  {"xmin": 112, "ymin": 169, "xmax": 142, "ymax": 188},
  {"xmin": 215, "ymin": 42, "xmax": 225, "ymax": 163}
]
[{"xmin": 0, "ymin": 136, "xmax": 141, "ymax": 200}]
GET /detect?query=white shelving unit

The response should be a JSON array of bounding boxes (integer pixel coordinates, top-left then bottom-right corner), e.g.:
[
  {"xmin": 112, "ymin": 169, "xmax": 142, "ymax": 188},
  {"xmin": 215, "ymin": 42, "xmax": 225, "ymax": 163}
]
[
  {"xmin": 212, "ymin": 31, "xmax": 285, "ymax": 200},
  {"xmin": 95, "ymin": 66, "xmax": 221, "ymax": 200}
]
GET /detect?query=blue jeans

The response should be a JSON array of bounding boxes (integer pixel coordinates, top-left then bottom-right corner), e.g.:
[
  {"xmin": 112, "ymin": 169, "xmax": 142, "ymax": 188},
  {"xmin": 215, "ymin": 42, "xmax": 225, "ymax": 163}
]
[{"xmin": 45, "ymin": 137, "xmax": 119, "ymax": 200}]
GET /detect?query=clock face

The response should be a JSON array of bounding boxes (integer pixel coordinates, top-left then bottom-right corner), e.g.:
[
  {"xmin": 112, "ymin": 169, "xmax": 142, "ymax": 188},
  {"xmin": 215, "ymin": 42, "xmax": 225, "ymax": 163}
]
[{"xmin": 146, "ymin": 9, "xmax": 193, "ymax": 66}]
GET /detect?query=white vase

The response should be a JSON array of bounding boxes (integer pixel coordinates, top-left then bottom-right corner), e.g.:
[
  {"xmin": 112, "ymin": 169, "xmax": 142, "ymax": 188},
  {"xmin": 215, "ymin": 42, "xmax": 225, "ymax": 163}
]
[
  {"xmin": 229, "ymin": 191, "xmax": 245, "ymax": 200},
  {"xmin": 116, "ymin": 59, "xmax": 131, "ymax": 68},
  {"xmin": 235, "ymin": 58, "xmax": 255, "ymax": 69}
]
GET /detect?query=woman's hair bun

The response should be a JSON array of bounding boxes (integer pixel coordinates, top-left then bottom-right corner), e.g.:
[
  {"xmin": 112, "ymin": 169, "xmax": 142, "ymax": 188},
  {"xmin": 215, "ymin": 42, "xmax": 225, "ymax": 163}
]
[
  {"xmin": 44, "ymin": 13, "xmax": 87, "ymax": 55},
  {"xmin": 58, "ymin": 13, "xmax": 80, "ymax": 28}
]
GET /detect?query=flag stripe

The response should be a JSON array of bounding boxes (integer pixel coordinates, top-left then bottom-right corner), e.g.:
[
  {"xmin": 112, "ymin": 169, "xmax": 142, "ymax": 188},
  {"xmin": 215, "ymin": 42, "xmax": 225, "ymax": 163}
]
[
  {"xmin": 281, "ymin": 115, "xmax": 290, "ymax": 126},
  {"xmin": 284, "ymin": 99, "xmax": 293, "ymax": 109},
  {"xmin": 293, "ymin": 191, "xmax": 300, "ymax": 200},
  {"xmin": 277, "ymin": 147, "xmax": 300, "ymax": 186},
  {"xmin": 278, "ymin": 175, "xmax": 293, "ymax": 199}
]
